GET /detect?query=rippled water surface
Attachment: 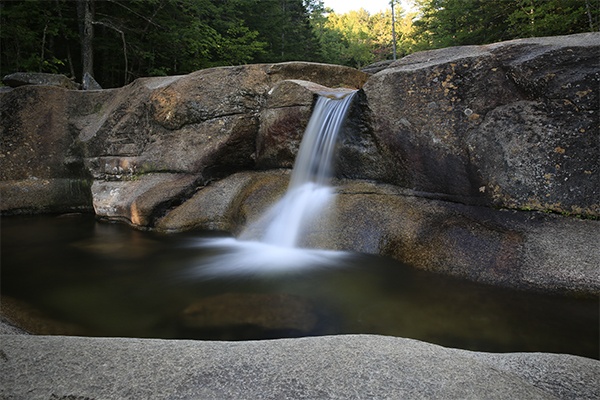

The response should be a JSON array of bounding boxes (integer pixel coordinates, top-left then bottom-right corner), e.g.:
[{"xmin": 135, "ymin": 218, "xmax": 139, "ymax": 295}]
[{"xmin": 2, "ymin": 214, "xmax": 598, "ymax": 359}]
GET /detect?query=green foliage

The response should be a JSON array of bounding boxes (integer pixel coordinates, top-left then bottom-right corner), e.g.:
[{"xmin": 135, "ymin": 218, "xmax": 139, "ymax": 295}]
[
  {"xmin": 310, "ymin": 4, "xmax": 415, "ymax": 68},
  {"xmin": 0, "ymin": 0, "xmax": 76, "ymax": 75},
  {"xmin": 1, "ymin": 0, "xmax": 287, "ymax": 87},
  {"xmin": 2, "ymin": 0, "xmax": 597, "ymax": 87},
  {"xmin": 410, "ymin": 0, "xmax": 599, "ymax": 51},
  {"xmin": 236, "ymin": 0, "xmax": 322, "ymax": 63},
  {"xmin": 507, "ymin": 0, "xmax": 594, "ymax": 37}
]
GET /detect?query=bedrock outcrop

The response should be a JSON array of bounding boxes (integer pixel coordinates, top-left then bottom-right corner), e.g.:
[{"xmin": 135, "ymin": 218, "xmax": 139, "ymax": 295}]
[
  {"xmin": 349, "ymin": 33, "xmax": 598, "ymax": 216},
  {"xmin": 1, "ymin": 34, "xmax": 598, "ymax": 295},
  {"xmin": 1, "ymin": 62, "xmax": 367, "ymax": 219}
]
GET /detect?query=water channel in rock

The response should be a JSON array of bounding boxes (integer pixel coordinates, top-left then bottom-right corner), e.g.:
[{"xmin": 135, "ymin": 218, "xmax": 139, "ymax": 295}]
[{"xmin": 2, "ymin": 214, "xmax": 598, "ymax": 359}]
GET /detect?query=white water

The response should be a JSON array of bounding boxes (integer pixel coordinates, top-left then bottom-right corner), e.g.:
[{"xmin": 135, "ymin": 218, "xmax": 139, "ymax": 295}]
[{"xmin": 188, "ymin": 91, "xmax": 357, "ymax": 277}]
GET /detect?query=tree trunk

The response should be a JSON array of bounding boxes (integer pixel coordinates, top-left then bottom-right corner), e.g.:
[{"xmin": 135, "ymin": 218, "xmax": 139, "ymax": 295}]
[
  {"xmin": 77, "ymin": 0, "xmax": 95, "ymax": 78},
  {"xmin": 391, "ymin": 0, "xmax": 396, "ymax": 60}
]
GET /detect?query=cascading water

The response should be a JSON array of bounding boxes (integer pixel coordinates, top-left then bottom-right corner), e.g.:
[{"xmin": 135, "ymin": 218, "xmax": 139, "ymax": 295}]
[
  {"xmin": 188, "ymin": 91, "xmax": 357, "ymax": 277},
  {"xmin": 246, "ymin": 91, "xmax": 356, "ymax": 248}
]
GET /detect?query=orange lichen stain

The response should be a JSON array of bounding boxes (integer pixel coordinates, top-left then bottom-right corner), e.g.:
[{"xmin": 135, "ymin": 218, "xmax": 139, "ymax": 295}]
[
  {"xmin": 544, "ymin": 174, "xmax": 552, "ymax": 179},
  {"xmin": 577, "ymin": 89, "xmax": 592, "ymax": 97},
  {"xmin": 585, "ymin": 171, "xmax": 592, "ymax": 174},
  {"xmin": 444, "ymin": 76, "xmax": 456, "ymax": 84},
  {"xmin": 491, "ymin": 68, "xmax": 498, "ymax": 71},
  {"xmin": 555, "ymin": 147, "xmax": 565, "ymax": 154},
  {"xmin": 555, "ymin": 164, "xmax": 560, "ymax": 169},
  {"xmin": 580, "ymin": 129, "xmax": 585, "ymax": 133},
  {"xmin": 468, "ymin": 113, "xmax": 480, "ymax": 121},
  {"xmin": 442, "ymin": 81, "xmax": 457, "ymax": 97}
]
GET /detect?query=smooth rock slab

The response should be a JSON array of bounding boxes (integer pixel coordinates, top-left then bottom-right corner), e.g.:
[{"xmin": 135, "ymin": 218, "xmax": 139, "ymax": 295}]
[
  {"xmin": 0, "ymin": 178, "xmax": 93, "ymax": 215},
  {"xmin": 1, "ymin": 334, "xmax": 598, "ymax": 399}
]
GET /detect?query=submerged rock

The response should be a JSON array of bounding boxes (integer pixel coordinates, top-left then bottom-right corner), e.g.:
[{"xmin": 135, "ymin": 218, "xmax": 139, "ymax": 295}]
[
  {"xmin": 0, "ymin": 295, "xmax": 87, "ymax": 336},
  {"xmin": 182, "ymin": 293, "xmax": 318, "ymax": 333}
]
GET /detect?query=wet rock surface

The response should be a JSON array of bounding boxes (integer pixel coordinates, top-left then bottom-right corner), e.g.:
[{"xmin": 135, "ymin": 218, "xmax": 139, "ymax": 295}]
[
  {"xmin": 0, "ymin": 296, "xmax": 87, "ymax": 336},
  {"xmin": 235, "ymin": 174, "xmax": 599, "ymax": 296}
]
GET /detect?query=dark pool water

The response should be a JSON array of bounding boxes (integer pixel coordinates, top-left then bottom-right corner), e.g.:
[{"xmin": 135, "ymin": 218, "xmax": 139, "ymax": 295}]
[{"xmin": 1, "ymin": 214, "xmax": 598, "ymax": 359}]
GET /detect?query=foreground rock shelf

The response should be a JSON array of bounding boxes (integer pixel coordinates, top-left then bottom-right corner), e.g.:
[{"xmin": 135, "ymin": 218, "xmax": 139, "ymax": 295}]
[{"xmin": 1, "ymin": 332, "xmax": 598, "ymax": 400}]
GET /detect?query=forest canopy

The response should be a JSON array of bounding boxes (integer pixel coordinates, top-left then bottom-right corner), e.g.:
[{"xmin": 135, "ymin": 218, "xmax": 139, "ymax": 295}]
[{"xmin": 1, "ymin": 0, "xmax": 598, "ymax": 88}]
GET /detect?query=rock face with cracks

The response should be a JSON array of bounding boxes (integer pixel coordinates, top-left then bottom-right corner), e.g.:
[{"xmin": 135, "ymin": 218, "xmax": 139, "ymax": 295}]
[
  {"xmin": 358, "ymin": 33, "xmax": 599, "ymax": 215},
  {"xmin": 1, "ymin": 35, "xmax": 599, "ymax": 296}
]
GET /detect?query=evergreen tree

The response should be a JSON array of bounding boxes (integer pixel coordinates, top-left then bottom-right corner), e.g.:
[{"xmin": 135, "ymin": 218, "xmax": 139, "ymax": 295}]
[{"xmin": 507, "ymin": 0, "xmax": 596, "ymax": 38}]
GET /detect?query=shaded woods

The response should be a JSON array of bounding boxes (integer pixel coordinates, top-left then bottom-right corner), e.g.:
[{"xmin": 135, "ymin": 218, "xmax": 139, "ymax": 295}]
[{"xmin": 1, "ymin": 0, "xmax": 598, "ymax": 88}]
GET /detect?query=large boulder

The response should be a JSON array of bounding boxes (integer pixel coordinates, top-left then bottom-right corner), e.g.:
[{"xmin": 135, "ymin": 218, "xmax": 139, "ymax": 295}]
[
  {"xmin": 256, "ymin": 79, "xmax": 356, "ymax": 169},
  {"xmin": 182, "ymin": 293, "xmax": 318, "ymax": 334},
  {"xmin": 1, "ymin": 38, "xmax": 598, "ymax": 295},
  {"xmin": 358, "ymin": 32, "xmax": 599, "ymax": 216},
  {"xmin": 81, "ymin": 63, "xmax": 365, "ymax": 226},
  {"xmin": 155, "ymin": 171, "xmax": 289, "ymax": 234}
]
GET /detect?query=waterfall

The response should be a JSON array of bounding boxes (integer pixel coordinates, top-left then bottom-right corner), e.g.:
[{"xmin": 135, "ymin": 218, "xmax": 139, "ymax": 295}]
[
  {"xmin": 251, "ymin": 92, "xmax": 356, "ymax": 248},
  {"xmin": 188, "ymin": 91, "xmax": 356, "ymax": 277}
]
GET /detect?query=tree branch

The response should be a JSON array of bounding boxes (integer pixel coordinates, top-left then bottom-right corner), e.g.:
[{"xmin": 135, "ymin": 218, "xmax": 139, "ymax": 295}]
[
  {"xmin": 107, "ymin": 0, "xmax": 162, "ymax": 29},
  {"xmin": 92, "ymin": 20, "xmax": 128, "ymax": 85}
]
